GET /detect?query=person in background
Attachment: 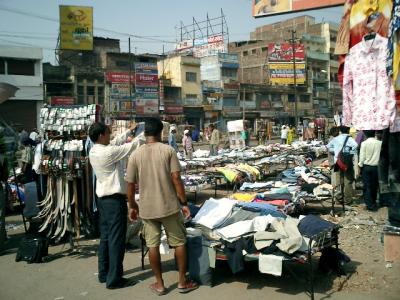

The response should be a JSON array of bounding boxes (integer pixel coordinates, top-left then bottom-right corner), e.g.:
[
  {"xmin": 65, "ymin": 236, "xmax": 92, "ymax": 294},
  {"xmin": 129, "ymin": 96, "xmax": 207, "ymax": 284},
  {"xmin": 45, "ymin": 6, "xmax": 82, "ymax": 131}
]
[
  {"xmin": 88, "ymin": 122, "xmax": 140, "ymax": 289},
  {"xmin": 358, "ymin": 130, "xmax": 382, "ymax": 211},
  {"xmin": 168, "ymin": 127, "xmax": 179, "ymax": 152},
  {"xmin": 182, "ymin": 129, "xmax": 194, "ymax": 160},
  {"xmin": 327, "ymin": 126, "xmax": 358, "ymax": 205},
  {"xmin": 287, "ymin": 125, "xmax": 296, "ymax": 145},
  {"xmin": 125, "ymin": 118, "xmax": 198, "ymax": 296},
  {"xmin": 242, "ymin": 125, "xmax": 250, "ymax": 147},
  {"xmin": 280, "ymin": 125, "xmax": 288, "ymax": 144},
  {"xmin": 20, "ymin": 137, "xmax": 34, "ymax": 183},
  {"xmin": 191, "ymin": 127, "xmax": 200, "ymax": 142},
  {"xmin": 29, "ymin": 128, "xmax": 39, "ymax": 143},
  {"xmin": 209, "ymin": 123, "xmax": 220, "ymax": 156},
  {"xmin": 0, "ymin": 127, "xmax": 9, "ymax": 250},
  {"xmin": 328, "ymin": 126, "xmax": 340, "ymax": 190}
]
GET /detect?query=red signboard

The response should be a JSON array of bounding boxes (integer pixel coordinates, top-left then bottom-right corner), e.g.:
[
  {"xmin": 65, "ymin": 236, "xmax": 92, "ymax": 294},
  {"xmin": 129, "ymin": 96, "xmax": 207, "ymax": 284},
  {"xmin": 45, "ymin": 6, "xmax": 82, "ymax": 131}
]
[
  {"xmin": 135, "ymin": 74, "xmax": 158, "ymax": 84},
  {"xmin": 268, "ymin": 43, "xmax": 305, "ymax": 62},
  {"xmin": 50, "ymin": 96, "xmax": 75, "ymax": 106},
  {"xmin": 105, "ymin": 72, "xmax": 135, "ymax": 83},
  {"xmin": 165, "ymin": 105, "xmax": 183, "ymax": 114}
]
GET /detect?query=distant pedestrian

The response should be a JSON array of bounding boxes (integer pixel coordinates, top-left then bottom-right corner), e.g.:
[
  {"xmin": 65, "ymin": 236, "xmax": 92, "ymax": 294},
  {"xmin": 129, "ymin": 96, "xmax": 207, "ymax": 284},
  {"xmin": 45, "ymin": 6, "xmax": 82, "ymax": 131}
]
[
  {"xmin": 0, "ymin": 128, "xmax": 9, "ymax": 250},
  {"xmin": 182, "ymin": 129, "xmax": 194, "ymax": 160},
  {"xmin": 168, "ymin": 127, "xmax": 179, "ymax": 152},
  {"xmin": 358, "ymin": 130, "xmax": 382, "ymax": 211},
  {"xmin": 209, "ymin": 124, "xmax": 220, "ymax": 156},
  {"xmin": 280, "ymin": 125, "xmax": 288, "ymax": 144},
  {"xmin": 287, "ymin": 125, "xmax": 296, "ymax": 145},
  {"xmin": 242, "ymin": 125, "xmax": 250, "ymax": 147}
]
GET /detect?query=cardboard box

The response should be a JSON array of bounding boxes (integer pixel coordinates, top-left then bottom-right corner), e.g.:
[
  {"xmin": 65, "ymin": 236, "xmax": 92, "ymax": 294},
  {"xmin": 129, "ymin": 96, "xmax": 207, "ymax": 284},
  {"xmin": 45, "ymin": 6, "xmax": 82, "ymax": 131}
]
[{"xmin": 384, "ymin": 233, "xmax": 400, "ymax": 262}]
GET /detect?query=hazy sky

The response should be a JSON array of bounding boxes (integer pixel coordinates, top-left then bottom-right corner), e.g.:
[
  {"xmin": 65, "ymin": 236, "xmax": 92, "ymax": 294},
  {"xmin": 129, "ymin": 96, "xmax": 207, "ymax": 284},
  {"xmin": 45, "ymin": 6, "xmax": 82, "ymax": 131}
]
[{"xmin": 0, "ymin": 0, "xmax": 344, "ymax": 63}]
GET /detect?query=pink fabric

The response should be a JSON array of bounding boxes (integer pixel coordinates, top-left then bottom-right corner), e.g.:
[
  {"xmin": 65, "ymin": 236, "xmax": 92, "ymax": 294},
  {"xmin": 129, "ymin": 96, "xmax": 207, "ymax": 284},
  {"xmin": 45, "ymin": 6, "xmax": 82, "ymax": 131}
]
[
  {"xmin": 343, "ymin": 34, "xmax": 396, "ymax": 130},
  {"xmin": 254, "ymin": 199, "xmax": 289, "ymax": 207},
  {"xmin": 182, "ymin": 136, "xmax": 193, "ymax": 151}
]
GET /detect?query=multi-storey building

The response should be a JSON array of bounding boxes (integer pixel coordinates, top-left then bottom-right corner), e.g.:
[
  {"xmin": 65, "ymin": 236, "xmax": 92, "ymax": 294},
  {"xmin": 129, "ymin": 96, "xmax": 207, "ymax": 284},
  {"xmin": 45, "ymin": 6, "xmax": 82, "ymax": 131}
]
[{"xmin": 0, "ymin": 45, "xmax": 43, "ymax": 130}]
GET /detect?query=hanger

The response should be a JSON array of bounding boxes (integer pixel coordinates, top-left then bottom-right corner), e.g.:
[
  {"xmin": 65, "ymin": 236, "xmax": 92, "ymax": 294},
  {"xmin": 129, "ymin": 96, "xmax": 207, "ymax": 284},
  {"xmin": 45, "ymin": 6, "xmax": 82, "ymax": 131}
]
[{"xmin": 364, "ymin": 32, "xmax": 376, "ymax": 41}]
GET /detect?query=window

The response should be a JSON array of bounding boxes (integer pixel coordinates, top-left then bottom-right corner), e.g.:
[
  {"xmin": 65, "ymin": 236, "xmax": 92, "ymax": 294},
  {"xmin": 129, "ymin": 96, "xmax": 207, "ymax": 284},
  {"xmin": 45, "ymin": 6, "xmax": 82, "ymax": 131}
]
[
  {"xmin": 87, "ymin": 86, "xmax": 95, "ymax": 96},
  {"xmin": 243, "ymin": 51, "xmax": 248, "ymax": 56},
  {"xmin": 221, "ymin": 68, "xmax": 237, "ymax": 78},
  {"xmin": 288, "ymin": 94, "xmax": 295, "ymax": 103},
  {"xmin": 0, "ymin": 58, "xmax": 5, "ymax": 74},
  {"xmin": 116, "ymin": 60, "xmax": 129, "ymax": 67},
  {"xmin": 185, "ymin": 72, "xmax": 197, "ymax": 82},
  {"xmin": 261, "ymin": 47, "xmax": 267, "ymax": 52},
  {"xmin": 7, "ymin": 59, "xmax": 35, "ymax": 76},
  {"xmin": 252, "ymin": 49, "xmax": 257, "ymax": 55},
  {"xmin": 77, "ymin": 86, "xmax": 84, "ymax": 104},
  {"xmin": 300, "ymin": 95, "xmax": 310, "ymax": 103},
  {"xmin": 186, "ymin": 94, "xmax": 197, "ymax": 99}
]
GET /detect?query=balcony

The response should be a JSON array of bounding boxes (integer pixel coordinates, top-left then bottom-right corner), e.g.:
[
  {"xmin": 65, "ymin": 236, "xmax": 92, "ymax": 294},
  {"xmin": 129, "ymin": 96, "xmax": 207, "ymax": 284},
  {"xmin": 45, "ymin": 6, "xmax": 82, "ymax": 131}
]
[
  {"xmin": 312, "ymin": 73, "xmax": 328, "ymax": 82},
  {"xmin": 307, "ymin": 50, "xmax": 329, "ymax": 61},
  {"xmin": 182, "ymin": 98, "xmax": 202, "ymax": 106}
]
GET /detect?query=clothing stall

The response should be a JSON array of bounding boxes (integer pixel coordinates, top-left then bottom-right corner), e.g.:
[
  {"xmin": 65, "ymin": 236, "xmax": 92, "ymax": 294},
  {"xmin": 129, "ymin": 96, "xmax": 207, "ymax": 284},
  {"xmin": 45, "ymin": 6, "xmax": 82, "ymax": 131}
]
[{"xmin": 336, "ymin": 0, "xmax": 400, "ymax": 227}]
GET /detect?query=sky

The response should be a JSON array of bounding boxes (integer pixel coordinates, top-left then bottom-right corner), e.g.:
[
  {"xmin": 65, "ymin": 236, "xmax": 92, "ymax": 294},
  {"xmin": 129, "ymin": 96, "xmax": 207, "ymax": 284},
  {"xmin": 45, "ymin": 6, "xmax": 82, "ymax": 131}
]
[{"xmin": 0, "ymin": 0, "xmax": 344, "ymax": 63}]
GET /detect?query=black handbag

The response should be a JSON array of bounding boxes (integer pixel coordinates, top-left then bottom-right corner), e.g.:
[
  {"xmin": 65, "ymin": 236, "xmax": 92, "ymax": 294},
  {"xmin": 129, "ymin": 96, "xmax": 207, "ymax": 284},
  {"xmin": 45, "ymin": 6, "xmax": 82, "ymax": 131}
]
[{"xmin": 15, "ymin": 235, "xmax": 48, "ymax": 264}]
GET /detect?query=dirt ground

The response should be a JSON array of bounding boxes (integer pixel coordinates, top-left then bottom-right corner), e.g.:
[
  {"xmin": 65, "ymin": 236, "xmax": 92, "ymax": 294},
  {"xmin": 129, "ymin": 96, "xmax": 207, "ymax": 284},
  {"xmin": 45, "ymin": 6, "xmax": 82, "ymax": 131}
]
[{"xmin": 1, "ymin": 187, "xmax": 399, "ymax": 300}]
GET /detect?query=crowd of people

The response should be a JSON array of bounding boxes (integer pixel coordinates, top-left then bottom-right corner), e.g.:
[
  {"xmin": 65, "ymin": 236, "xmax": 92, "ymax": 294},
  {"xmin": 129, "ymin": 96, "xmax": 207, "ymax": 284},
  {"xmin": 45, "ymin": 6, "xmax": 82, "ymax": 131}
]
[{"xmin": 327, "ymin": 125, "xmax": 383, "ymax": 211}]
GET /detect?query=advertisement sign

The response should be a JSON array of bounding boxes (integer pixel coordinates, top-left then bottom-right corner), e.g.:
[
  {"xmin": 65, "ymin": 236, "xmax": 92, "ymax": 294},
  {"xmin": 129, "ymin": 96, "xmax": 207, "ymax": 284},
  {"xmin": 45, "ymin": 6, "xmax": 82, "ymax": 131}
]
[
  {"xmin": 50, "ymin": 96, "xmax": 75, "ymax": 106},
  {"xmin": 110, "ymin": 83, "xmax": 131, "ymax": 100},
  {"xmin": 164, "ymin": 104, "xmax": 184, "ymax": 114},
  {"xmin": 135, "ymin": 63, "xmax": 159, "ymax": 115},
  {"xmin": 59, "ymin": 5, "xmax": 93, "ymax": 50},
  {"xmin": 135, "ymin": 74, "xmax": 159, "ymax": 86},
  {"xmin": 176, "ymin": 34, "xmax": 226, "ymax": 58},
  {"xmin": 268, "ymin": 43, "xmax": 306, "ymax": 85},
  {"xmin": 269, "ymin": 63, "xmax": 306, "ymax": 84},
  {"xmin": 105, "ymin": 72, "xmax": 135, "ymax": 83},
  {"xmin": 252, "ymin": 0, "xmax": 344, "ymax": 17},
  {"xmin": 193, "ymin": 41, "xmax": 226, "ymax": 58},
  {"xmin": 268, "ymin": 43, "xmax": 305, "ymax": 62},
  {"xmin": 176, "ymin": 39, "xmax": 194, "ymax": 51}
]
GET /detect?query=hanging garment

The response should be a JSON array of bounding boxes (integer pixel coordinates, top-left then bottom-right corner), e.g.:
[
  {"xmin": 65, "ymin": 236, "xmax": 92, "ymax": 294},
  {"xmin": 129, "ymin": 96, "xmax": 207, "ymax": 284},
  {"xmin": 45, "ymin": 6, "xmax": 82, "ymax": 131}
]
[
  {"xmin": 387, "ymin": 0, "xmax": 400, "ymax": 96},
  {"xmin": 334, "ymin": 0, "xmax": 354, "ymax": 55},
  {"xmin": 343, "ymin": 33, "xmax": 397, "ymax": 130},
  {"xmin": 338, "ymin": 0, "xmax": 392, "ymax": 85}
]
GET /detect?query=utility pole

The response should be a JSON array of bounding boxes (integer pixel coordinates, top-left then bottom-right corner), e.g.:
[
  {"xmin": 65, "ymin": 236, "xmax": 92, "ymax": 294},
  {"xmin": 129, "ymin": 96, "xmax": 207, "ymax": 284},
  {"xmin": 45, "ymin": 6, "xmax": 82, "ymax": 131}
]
[
  {"xmin": 242, "ymin": 87, "xmax": 246, "ymax": 121},
  {"xmin": 289, "ymin": 29, "xmax": 298, "ymax": 125},
  {"xmin": 128, "ymin": 37, "xmax": 133, "ymax": 120}
]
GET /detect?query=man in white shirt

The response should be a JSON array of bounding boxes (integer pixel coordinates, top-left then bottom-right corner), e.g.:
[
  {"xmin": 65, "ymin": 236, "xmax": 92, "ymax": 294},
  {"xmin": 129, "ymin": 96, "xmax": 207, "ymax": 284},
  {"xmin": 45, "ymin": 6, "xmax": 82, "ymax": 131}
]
[
  {"xmin": 280, "ymin": 125, "xmax": 288, "ymax": 144},
  {"xmin": 358, "ymin": 130, "xmax": 382, "ymax": 211},
  {"xmin": 88, "ymin": 122, "xmax": 140, "ymax": 289}
]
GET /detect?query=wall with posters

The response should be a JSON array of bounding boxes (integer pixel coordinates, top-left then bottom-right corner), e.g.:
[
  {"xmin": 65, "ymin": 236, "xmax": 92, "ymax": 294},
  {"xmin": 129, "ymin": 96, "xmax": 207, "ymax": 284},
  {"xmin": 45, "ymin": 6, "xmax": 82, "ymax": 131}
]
[
  {"xmin": 268, "ymin": 43, "xmax": 306, "ymax": 85},
  {"xmin": 252, "ymin": 0, "xmax": 344, "ymax": 17}
]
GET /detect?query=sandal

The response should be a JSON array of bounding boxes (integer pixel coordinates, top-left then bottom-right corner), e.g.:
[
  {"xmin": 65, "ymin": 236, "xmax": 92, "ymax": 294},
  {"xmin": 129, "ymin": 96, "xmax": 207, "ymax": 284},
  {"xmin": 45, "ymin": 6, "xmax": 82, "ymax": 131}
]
[
  {"xmin": 178, "ymin": 280, "xmax": 198, "ymax": 294},
  {"xmin": 149, "ymin": 283, "xmax": 166, "ymax": 296}
]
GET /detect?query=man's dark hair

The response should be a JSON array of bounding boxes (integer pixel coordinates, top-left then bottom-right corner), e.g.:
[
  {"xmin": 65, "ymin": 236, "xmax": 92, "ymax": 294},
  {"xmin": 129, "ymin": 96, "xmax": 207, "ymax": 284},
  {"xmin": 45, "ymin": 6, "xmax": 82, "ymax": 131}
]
[
  {"xmin": 339, "ymin": 126, "xmax": 350, "ymax": 134},
  {"xmin": 363, "ymin": 130, "xmax": 376, "ymax": 138},
  {"xmin": 329, "ymin": 126, "xmax": 340, "ymax": 137},
  {"xmin": 144, "ymin": 118, "xmax": 163, "ymax": 137},
  {"xmin": 209, "ymin": 123, "xmax": 215, "ymax": 129},
  {"xmin": 89, "ymin": 122, "xmax": 108, "ymax": 143}
]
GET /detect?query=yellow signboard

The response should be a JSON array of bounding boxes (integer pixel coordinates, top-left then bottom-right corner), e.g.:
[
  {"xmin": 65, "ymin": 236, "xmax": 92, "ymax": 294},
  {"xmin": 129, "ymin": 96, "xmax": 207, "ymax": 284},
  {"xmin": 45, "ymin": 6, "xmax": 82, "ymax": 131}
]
[
  {"xmin": 269, "ymin": 63, "xmax": 306, "ymax": 85},
  {"xmin": 60, "ymin": 5, "xmax": 93, "ymax": 50}
]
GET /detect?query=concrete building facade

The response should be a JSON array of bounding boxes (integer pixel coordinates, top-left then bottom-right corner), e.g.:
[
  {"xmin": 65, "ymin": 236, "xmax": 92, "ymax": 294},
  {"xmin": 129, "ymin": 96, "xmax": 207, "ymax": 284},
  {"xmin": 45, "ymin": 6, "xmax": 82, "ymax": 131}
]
[{"xmin": 0, "ymin": 45, "xmax": 43, "ymax": 130}]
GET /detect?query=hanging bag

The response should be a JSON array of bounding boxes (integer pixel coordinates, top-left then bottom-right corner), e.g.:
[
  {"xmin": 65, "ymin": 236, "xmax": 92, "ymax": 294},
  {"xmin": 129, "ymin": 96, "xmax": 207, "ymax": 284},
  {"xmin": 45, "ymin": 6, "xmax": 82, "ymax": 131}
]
[{"xmin": 335, "ymin": 136, "xmax": 353, "ymax": 172}]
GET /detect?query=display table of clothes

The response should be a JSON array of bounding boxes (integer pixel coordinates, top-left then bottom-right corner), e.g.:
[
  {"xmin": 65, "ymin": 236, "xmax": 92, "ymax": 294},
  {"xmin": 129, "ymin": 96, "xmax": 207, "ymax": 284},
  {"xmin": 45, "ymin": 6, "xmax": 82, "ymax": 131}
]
[{"xmin": 184, "ymin": 198, "xmax": 343, "ymax": 300}]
